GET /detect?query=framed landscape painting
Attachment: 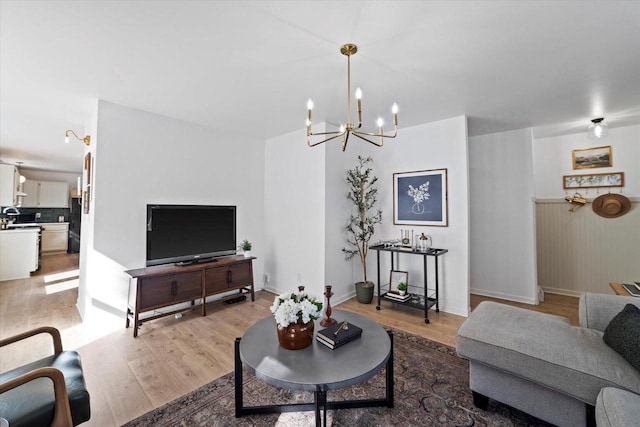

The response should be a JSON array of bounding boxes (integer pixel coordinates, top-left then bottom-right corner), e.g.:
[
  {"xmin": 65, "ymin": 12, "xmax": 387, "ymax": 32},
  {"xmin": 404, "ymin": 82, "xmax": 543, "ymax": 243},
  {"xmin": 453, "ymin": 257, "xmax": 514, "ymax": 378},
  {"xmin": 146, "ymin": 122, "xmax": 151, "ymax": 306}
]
[
  {"xmin": 572, "ymin": 145, "xmax": 612, "ymax": 169},
  {"xmin": 393, "ymin": 168, "xmax": 448, "ymax": 227}
]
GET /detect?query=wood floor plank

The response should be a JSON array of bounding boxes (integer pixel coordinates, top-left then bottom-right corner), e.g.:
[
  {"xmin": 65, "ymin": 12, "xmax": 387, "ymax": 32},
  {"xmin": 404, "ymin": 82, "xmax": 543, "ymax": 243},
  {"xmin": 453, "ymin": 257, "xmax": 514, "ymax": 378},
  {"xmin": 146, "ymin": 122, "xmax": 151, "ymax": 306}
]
[{"xmin": 0, "ymin": 253, "xmax": 582, "ymax": 426}]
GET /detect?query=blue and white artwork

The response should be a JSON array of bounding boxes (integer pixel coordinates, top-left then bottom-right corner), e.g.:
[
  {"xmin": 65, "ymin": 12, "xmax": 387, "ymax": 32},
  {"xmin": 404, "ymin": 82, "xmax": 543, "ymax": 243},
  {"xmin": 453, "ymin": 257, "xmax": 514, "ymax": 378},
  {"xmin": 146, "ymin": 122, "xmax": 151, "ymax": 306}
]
[{"xmin": 394, "ymin": 169, "xmax": 448, "ymax": 226}]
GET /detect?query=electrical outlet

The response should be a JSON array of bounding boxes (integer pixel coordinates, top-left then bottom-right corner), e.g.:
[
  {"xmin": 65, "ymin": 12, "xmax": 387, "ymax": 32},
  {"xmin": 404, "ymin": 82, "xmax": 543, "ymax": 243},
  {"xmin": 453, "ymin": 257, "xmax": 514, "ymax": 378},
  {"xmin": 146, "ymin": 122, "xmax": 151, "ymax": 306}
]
[
  {"xmin": 264, "ymin": 273, "xmax": 270, "ymax": 283},
  {"xmin": 35, "ymin": 212, "xmax": 41, "ymax": 219}
]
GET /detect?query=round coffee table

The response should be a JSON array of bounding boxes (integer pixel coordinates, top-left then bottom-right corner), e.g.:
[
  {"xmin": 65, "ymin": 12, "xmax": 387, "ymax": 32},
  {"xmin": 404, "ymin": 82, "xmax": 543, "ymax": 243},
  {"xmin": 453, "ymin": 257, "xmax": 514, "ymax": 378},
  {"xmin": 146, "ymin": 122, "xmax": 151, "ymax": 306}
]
[{"xmin": 234, "ymin": 310, "xmax": 393, "ymax": 426}]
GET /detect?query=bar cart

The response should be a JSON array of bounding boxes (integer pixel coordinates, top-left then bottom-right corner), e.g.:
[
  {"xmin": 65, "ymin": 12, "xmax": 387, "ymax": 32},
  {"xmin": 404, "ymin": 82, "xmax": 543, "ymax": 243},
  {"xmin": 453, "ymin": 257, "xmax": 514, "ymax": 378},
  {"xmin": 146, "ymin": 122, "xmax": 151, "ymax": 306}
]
[{"xmin": 370, "ymin": 244, "xmax": 448, "ymax": 324}]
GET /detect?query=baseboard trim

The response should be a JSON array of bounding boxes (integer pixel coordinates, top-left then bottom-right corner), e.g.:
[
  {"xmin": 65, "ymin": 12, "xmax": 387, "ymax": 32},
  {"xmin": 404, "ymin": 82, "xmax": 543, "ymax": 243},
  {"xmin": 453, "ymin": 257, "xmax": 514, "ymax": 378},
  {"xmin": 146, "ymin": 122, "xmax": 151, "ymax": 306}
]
[
  {"xmin": 540, "ymin": 287, "xmax": 583, "ymax": 298},
  {"xmin": 470, "ymin": 288, "xmax": 537, "ymax": 305},
  {"xmin": 91, "ymin": 297, "xmax": 127, "ymax": 318}
]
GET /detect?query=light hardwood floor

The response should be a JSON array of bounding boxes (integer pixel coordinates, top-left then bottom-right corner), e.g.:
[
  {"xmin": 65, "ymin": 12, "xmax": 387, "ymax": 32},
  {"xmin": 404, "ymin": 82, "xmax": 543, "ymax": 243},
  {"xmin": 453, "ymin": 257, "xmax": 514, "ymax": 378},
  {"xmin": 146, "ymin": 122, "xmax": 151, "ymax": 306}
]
[{"xmin": 0, "ymin": 254, "xmax": 580, "ymax": 426}]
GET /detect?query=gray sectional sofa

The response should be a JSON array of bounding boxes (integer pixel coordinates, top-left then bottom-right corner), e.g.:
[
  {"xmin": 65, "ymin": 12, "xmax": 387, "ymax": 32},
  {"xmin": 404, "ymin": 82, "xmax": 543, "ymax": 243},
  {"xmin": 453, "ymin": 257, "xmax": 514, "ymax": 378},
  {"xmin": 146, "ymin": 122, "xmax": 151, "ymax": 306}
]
[{"xmin": 456, "ymin": 293, "xmax": 640, "ymax": 427}]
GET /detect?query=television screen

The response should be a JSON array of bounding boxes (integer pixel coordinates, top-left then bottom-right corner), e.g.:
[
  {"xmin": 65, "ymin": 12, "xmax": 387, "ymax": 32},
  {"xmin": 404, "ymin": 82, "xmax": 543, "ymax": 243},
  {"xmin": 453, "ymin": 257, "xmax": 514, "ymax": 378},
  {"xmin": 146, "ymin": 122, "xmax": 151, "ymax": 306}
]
[{"xmin": 146, "ymin": 205, "xmax": 236, "ymax": 266}]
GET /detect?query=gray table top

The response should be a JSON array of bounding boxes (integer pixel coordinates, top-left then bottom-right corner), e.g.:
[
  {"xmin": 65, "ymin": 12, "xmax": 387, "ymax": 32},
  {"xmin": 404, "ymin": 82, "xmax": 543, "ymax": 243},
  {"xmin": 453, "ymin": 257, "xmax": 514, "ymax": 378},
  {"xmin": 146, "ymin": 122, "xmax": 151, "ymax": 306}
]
[{"xmin": 239, "ymin": 310, "xmax": 391, "ymax": 392}]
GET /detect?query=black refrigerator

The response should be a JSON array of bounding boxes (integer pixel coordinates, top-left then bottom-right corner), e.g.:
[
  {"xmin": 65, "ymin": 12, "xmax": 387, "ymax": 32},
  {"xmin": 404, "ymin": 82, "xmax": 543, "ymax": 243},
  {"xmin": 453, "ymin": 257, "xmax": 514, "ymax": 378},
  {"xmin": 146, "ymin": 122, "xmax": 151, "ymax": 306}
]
[{"xmin": 68, "ymin": 198, "xmax": 81, "ymax": 253}]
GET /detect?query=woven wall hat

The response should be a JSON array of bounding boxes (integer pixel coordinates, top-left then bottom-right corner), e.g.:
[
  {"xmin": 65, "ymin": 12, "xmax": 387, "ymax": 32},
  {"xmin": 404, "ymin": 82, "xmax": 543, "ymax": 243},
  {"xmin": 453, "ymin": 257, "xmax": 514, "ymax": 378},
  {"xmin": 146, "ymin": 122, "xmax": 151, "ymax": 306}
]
[{"xmin": 592, "ymin": 193, "xmax": 631, "ymax": 218}]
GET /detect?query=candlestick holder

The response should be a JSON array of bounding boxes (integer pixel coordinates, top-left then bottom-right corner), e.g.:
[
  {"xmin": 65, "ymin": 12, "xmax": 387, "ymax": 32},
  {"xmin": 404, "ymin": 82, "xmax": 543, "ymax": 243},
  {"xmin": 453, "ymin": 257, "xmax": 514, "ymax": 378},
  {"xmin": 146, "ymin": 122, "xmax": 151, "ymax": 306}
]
[{"xmin": 320, "ymin": 285, "xmax": 337, "ymax": 327}]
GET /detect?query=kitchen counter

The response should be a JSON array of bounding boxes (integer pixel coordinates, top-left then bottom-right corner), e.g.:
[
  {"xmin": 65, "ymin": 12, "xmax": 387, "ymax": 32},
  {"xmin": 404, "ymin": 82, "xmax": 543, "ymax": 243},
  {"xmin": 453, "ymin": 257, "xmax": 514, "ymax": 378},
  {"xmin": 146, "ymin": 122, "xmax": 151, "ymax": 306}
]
[{"xmin": 0, "ymin": 228, "xmax": 39, "ymax": 281}]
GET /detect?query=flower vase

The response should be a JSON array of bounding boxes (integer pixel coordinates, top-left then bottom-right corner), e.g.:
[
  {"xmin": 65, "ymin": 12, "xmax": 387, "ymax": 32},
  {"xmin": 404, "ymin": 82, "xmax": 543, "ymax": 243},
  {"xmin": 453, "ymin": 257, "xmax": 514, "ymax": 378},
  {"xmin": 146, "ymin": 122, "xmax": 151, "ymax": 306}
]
[{"xmin": 277, "ymin": 320, "xmax": 314, "ymax": 350}]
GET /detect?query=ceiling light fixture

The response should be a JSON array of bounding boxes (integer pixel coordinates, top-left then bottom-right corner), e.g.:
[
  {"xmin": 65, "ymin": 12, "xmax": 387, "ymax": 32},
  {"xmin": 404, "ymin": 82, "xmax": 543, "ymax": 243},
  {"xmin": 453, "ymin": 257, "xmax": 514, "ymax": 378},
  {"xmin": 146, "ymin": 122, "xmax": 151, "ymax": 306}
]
[
  {"xmin": 65, "ymin": 130, "xmax": 91, "ymax": 146},
  {"xmin": 306, "ymin": 43, "xmax": 398, "ymax": 151},
  {"xmin": 587, "ymin": 118, "xmax": 608, "ymax": 139}
]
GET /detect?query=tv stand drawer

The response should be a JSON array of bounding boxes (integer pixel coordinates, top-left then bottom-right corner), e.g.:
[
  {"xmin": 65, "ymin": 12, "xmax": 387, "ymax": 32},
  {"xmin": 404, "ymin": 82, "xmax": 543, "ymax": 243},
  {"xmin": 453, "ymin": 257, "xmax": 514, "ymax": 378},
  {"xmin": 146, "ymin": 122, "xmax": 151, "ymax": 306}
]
[
  {"xmin": 204, "ymin": 260, "xmax": 254, "ymax": 295},
  {"xmin": 138, "ymin": 270, "xmax": 202, "ymax": 311}
]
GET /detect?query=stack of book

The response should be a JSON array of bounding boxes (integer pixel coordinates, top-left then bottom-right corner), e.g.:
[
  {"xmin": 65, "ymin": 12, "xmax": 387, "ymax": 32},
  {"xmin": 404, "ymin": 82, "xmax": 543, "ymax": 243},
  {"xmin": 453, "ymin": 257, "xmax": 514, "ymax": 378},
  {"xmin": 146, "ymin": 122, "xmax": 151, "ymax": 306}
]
[
  {"xmin": 622, "ymin": 283, "xmax": 640, "ymax": 297},
  {"xmin": 384, "ymin": 291, "xmax": 411, "ymax": 302},
  {"xmin": 316, "ymin": 321, "xmax": 363, "ymax": 350}
]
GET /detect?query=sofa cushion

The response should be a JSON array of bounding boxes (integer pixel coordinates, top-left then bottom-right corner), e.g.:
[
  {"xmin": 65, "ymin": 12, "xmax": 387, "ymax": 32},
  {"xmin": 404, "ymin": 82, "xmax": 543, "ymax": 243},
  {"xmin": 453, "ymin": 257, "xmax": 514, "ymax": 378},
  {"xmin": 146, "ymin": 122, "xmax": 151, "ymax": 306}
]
[
  {"xmin": 596, "ymin": 387, "xmax": 640, "ymax": 427},
  {"xmin": 0, "ymin": 351, "xmax": 90, "ymax": 427},
  {"xmin": 603, "ymin": 304, "xmax": 640, "ymax": 371},
  {"xmin": 456, "ymin": 301, "xmax": 640, "ymax": 405}
]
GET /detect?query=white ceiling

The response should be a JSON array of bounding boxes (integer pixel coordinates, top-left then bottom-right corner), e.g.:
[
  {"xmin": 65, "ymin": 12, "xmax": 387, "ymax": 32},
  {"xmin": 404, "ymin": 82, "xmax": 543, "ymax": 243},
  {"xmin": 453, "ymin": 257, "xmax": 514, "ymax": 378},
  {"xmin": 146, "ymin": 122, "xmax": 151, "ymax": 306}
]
[{"xmin": 1, "ymin": 1, "xmax": 639, "ymax": 173}]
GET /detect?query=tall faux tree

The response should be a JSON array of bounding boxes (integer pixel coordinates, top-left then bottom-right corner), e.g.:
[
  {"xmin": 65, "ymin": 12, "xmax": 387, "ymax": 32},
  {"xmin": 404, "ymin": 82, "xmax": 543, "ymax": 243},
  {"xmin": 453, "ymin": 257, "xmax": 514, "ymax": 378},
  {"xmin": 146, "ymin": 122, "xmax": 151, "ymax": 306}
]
[{"xmin": 343, "ymin": 156, "xmax": 382, "ymax": 285}]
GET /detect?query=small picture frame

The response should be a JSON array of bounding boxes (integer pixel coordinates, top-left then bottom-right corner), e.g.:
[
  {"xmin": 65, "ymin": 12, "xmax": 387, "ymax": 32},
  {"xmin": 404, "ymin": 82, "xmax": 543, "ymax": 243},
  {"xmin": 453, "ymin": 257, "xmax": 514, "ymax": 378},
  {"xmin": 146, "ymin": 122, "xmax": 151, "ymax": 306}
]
[
  {"xmin": 572, "ymin": 145, "xmax": 612, "ymax": 169},
  {"xmin": 390, "ymin": 270, "xmax": 408, "ymax": 289}
]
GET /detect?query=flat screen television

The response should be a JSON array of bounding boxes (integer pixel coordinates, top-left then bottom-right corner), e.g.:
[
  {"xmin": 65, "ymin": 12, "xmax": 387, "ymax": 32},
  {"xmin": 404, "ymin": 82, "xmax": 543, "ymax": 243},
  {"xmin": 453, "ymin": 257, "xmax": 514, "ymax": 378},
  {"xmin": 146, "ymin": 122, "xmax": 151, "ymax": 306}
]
[{"xmin": 146, "ymin": 204, "xmax": 236, "ymax": 266}]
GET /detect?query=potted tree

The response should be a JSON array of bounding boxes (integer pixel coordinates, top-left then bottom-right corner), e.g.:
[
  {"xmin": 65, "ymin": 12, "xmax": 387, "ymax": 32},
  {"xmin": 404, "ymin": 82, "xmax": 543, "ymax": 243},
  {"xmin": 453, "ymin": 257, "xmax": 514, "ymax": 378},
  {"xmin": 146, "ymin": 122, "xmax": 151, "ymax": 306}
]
[{"xmin": 342, "ymin": 156, "xmax": 382, "ymax": 304}]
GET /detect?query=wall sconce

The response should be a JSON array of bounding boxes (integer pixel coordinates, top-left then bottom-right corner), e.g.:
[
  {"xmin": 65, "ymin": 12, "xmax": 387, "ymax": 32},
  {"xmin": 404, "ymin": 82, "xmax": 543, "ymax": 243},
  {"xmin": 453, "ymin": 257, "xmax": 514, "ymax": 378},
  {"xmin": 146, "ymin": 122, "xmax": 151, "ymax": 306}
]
[
  {"xmin": 587, "ymin": 118, "xmax": 608, "ymax": 139},
  {"xmin": 65, "ymin": 130, "xmax": 91, "ymax": 146}
]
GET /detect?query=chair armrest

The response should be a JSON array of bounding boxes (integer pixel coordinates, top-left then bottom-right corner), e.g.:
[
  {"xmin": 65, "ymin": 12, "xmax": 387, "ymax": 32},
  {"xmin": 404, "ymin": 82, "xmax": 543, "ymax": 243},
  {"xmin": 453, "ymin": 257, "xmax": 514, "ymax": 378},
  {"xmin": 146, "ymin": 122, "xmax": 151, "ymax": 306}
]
[
  {"xmin": 0, "ymin": 326, "xmax": 63, "ymax": 354},
  {"xmin": 0, "ymin": 366, "xmax": 73, "ymax": 427},
  {"xmin": 579, "ymin": 293, "xmax": 640, "ymax": 332}
]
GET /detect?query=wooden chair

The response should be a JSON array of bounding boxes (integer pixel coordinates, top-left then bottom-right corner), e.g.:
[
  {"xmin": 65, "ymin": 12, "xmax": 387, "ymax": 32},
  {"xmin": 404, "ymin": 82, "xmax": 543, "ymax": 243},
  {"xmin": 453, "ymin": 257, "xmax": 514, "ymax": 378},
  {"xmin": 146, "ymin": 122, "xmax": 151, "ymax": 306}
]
[{"xmin": 0, "ymin": 327, "xmax": 90, "ymax": 427}]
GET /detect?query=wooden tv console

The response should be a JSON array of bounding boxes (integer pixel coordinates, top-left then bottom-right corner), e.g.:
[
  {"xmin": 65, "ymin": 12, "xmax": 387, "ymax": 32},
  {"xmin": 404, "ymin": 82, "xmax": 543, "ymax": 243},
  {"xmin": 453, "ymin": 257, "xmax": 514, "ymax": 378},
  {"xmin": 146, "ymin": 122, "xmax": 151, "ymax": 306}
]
[{"xmin": 125, "ymin": 256, "xmax": 255, "ymax": 337}]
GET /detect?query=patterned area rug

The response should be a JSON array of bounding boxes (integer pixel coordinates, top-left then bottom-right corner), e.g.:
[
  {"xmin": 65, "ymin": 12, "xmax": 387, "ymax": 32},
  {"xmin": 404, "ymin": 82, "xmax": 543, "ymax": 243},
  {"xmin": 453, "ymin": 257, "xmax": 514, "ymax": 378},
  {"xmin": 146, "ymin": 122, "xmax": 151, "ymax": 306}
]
[{"xmin": 122, "ymin": 329, "xmax": 551, "ymax": 426}]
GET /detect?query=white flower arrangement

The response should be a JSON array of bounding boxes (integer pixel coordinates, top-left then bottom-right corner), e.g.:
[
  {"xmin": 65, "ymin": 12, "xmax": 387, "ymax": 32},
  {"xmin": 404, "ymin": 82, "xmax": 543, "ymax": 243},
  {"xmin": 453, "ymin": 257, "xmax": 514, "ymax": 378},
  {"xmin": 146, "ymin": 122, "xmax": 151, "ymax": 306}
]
[
  {"xmin": 270, "ymin": 291, "xmax": 323, "ymax": 327},
  {"xmin": 407, "ymin": 181, "xmax": 430, "ymax": 203}
]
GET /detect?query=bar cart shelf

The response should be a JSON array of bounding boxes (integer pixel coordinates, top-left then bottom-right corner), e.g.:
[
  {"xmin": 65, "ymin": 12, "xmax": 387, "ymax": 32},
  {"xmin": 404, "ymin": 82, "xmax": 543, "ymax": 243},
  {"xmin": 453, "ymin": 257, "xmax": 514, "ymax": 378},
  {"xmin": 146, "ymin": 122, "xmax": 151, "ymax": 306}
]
[{"xmin": 370, "ymin": 244, "xmax": 448, "ymax": 324}]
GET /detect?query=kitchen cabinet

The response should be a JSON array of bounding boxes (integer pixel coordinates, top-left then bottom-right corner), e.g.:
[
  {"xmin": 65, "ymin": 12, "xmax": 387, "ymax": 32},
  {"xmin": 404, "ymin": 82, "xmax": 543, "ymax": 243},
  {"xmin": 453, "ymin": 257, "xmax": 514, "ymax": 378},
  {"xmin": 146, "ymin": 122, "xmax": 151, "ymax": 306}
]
[
  {"xmin": 21, "ymin": 180, "xmax": 69, "ymax": 208},
  {"xmin": 0, "ymin": 164, "xmax": 20, "ymax": 206},
  {"xmin": 41, "ymin": 223, "xmax": 69, "ymax": 253},
  {"xmin": 0, "ymin": 229, "xmax": 39, "ymax": 281}
]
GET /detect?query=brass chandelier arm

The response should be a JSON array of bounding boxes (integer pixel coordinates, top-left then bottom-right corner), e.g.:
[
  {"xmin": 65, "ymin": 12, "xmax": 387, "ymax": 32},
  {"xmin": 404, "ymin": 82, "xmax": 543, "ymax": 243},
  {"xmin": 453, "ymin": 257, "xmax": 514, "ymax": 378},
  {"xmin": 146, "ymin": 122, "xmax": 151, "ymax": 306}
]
[
  {"xmin": 351, "ymin": 132, "xmax": 384, "ymax": 147},
  {"xmin": 352, "ymin": 126, "xmax": 398, "ymax": 139},
  {"xmin": 307, "ymin": 130, "xmax": 347, "ymax": 147}
]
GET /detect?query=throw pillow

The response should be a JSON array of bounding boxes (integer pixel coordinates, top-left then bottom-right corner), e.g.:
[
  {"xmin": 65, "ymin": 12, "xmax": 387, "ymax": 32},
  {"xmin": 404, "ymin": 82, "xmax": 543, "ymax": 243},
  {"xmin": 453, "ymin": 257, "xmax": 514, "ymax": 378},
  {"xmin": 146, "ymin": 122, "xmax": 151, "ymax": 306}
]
[{"xmin": 603, "ymin": 303, "xmax": 640, "ymax": 372}]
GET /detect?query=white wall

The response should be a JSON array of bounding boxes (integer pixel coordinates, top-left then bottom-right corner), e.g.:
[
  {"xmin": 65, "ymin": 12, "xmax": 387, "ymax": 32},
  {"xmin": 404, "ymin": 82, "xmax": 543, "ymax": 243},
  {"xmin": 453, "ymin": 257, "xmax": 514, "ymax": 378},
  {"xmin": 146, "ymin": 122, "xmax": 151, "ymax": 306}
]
[
  {"xmin": 263, "ymin": 125, "xmax": 327, "ymax": 300},
  {"xmin": 370, "ymin": 116, "xmax": 470, "ymax": 316},
  {"xmin": 533, "ymin": 124, "xmax": 640, "ymax": 295},
  {"xmin": 265, "ymin": 116, "xmax": 470, "ymax": 317},
  {"xmin": 534, "ymin": 124, "xmax": 640, "ymax": 198},
  {"xmin": 79, "ymin": 100, "xmax": 265, "ymax": 313},
  {"xmin": 468, "ymin": 128, "xmax": 538, "ymax": 304},
  {"xmin": 77, "ymin": 100, "xmax": 99, "ymax": 318}
]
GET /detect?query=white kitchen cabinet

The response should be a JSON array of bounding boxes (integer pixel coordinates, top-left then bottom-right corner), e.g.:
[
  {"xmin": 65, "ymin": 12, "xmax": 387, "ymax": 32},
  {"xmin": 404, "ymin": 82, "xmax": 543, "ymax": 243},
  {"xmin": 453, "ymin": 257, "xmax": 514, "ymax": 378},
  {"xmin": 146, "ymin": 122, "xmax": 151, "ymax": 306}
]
[
  {"xmin": 0, "ymin": 164, "xmax": 20, "ymax": 206},
  {"xmin": 0, "ymin": 229, "xmax": 39, "ymax": 281},
  {"xmin": 22, "ymin": 180, "xmax": 38, "ymax": 207},
  {"xmin": 21, "ymin": 180, "xmax": 69, "ymax": 208},
  {"xmin": 41, "ymin": 223, "xmax": 69, "ymax": 253}
]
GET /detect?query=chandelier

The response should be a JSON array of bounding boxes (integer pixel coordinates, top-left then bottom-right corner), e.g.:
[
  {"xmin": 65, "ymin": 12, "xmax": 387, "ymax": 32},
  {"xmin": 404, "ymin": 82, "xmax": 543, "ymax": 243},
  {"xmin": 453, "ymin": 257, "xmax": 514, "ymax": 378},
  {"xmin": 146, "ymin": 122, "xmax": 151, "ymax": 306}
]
[{"xmin": 306, "ymin": 44, "xmax": 398, "ymax": 151}]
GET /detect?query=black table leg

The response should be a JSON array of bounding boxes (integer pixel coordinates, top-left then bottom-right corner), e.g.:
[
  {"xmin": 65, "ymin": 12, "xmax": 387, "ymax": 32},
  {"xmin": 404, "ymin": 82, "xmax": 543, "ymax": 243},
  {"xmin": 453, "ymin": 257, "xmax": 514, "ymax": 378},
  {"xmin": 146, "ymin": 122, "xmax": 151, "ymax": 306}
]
[
  {"xmin": 234, "ymin": 337, "xmax": 243, "ymax": 418},
  {"xmin": 315, "ymin": 385, "xmax": 328, "ymax": 426},
  {"xmin": 386, "ymin": 330, "xmax": 394, "ymax": 407}
]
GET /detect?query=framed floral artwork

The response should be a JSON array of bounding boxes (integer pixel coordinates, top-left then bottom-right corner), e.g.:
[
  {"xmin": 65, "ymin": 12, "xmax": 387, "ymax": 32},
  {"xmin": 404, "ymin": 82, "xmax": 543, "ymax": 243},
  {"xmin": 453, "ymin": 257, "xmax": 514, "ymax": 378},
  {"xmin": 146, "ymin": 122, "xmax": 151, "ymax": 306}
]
[{"xmin": 393, "ymin": 168, "xmax": 448, "ymax": 226}]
